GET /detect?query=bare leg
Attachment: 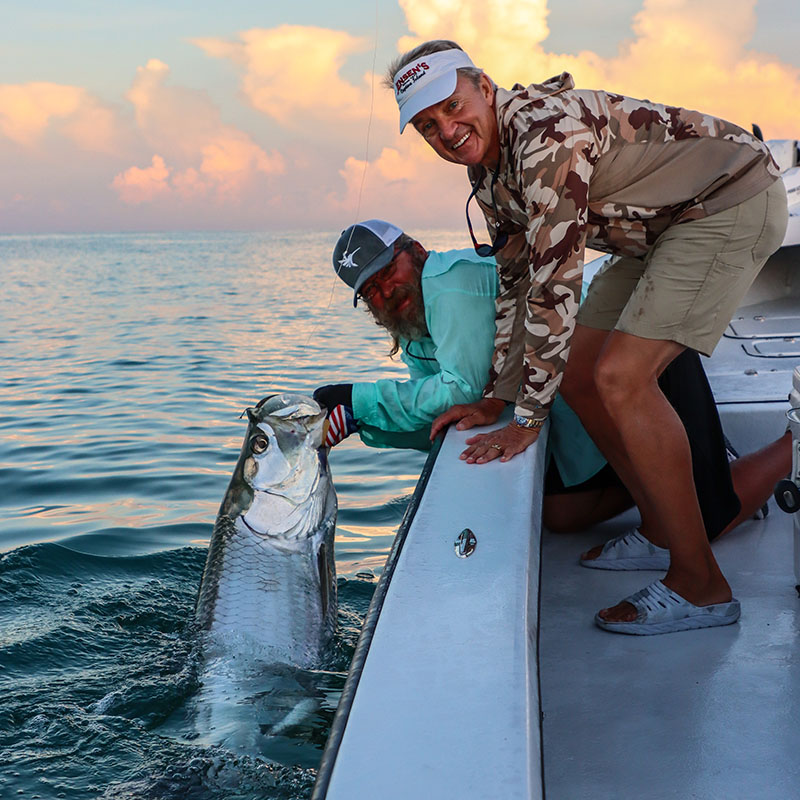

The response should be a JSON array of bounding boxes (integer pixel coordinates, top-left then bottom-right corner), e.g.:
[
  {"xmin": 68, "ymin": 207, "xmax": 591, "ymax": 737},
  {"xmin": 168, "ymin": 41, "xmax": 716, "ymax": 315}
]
[
  {"xmin": 543, "ymin": 485, "xmax": 633, "ymax": 533},
  {"xmin": 561, "ymin": 328, "xmax": 731, "ymax": 622},
  {"xmin": 560, "ymin": 325, "xmax": 667, "ymax": 549},
  {"xmin": 719, "ymin": 431, "xmax": 792, "ymax": 536}
]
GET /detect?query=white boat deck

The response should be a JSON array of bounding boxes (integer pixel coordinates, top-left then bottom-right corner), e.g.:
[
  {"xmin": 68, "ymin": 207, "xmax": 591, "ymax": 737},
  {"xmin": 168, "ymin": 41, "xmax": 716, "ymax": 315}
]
[
  {"xmin": 541, "ymin": 245, "xmax": 800, "ymax": 798},
  {"xmin": 540, "ymin": 498, "xmax": 799, "ymax": 799}
]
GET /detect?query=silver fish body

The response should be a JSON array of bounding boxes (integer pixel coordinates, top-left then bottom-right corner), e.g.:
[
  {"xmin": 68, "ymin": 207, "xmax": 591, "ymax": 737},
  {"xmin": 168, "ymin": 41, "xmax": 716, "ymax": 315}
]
[{"xmin": 196, "ymin": 393, "xmax": 337, "ymax": 668}]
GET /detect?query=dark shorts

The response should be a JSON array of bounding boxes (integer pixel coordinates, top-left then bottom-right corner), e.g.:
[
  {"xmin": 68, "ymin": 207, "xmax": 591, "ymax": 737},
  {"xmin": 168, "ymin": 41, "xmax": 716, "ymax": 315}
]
[
  {"xmin": 545, "ymin": 349, "xmax": 741, "ymax": 541},
  {"xmin": 544, "ymin": 461, "xmax": 622, "ymax": 495}
]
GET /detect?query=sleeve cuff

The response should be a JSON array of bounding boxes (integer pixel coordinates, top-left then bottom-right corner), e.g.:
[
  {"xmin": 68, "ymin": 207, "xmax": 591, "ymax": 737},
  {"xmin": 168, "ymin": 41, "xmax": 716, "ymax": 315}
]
[{"xmin": 351, "ymin": 382, "xmax": 376, "ymax": 422}]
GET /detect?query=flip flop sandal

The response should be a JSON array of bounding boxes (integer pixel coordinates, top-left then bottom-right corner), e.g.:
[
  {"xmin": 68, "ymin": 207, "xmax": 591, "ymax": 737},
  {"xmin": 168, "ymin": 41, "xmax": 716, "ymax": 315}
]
[
  {"xmin": 579, "ymin": 528, "xmax": 670, "ymax": 571},
  {"xmin": 594, "ymin": 579, "xmax": 741, "ymax": 635}
]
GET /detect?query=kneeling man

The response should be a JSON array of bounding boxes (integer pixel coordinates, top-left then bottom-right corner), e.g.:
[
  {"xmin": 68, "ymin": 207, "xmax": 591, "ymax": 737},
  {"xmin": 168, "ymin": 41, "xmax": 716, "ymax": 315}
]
[{"xmin": 316, "ymin": 220, "xmax": 598, "ymax": 470}]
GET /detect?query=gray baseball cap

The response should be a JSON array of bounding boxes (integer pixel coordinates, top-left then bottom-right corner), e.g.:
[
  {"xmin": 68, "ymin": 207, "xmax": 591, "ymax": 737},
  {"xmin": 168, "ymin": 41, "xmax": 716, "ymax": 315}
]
[{"xmin": 332, "ymin": 219, "xmax": 403, "ymax": 306}]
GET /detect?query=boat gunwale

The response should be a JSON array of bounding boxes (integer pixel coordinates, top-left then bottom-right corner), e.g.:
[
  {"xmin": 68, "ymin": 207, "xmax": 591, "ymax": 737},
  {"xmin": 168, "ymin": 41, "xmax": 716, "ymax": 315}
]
[{"xmin": 311, "ymin": 434, "xmax": 444, "ymax": 799}]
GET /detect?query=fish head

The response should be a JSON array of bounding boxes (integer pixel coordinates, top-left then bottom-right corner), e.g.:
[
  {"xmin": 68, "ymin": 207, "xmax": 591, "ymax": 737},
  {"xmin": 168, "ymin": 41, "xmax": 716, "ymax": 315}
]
[
  {"xmin": 244, "ymin": 393, "xmax": 326, "ymax": 491},
  {"xmin": 220, "ymin": 393, "xmax": 328, "ymax": 526}
]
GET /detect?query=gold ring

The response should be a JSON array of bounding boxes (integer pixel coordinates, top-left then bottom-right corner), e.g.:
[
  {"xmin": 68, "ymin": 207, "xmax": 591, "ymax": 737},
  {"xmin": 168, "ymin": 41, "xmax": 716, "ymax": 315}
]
[{"xmin": 490, "ymin": 443, "xmax": 503, "ymax": 451}]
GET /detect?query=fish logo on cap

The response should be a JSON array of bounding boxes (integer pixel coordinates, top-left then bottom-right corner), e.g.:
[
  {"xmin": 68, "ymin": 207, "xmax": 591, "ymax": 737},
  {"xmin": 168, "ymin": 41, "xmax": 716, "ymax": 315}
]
[{"xmin": 338, "ymin": 247, "xmax": 360, "ymax": 270}]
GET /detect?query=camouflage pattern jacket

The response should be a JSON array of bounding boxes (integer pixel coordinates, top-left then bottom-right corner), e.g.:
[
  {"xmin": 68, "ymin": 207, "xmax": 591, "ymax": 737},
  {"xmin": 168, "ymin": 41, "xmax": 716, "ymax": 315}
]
[{"xmin": 468, "ymin": 72, "xmax": 779, "ymax": 423}]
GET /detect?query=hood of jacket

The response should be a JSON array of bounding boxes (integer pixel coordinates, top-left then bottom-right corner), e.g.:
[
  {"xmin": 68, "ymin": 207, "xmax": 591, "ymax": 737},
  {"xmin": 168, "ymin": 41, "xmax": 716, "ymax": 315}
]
[{"xmin": 494, "ymin": 71, "xmax": 575, "ymax": 126}]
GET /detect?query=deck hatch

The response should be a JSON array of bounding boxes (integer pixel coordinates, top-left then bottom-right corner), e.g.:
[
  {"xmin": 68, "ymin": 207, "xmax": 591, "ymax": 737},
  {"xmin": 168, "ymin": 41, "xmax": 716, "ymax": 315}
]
[
  {"xmin": 726, "ymin": 316, "xmax": 800, "ymax": 339},
  {"xmin": 742, "ymin": 340, "xmax": 800, "ymax": 358},
  {"xmin": 707, "ymin": 368, "xmax": 792, "ymax": 404}
]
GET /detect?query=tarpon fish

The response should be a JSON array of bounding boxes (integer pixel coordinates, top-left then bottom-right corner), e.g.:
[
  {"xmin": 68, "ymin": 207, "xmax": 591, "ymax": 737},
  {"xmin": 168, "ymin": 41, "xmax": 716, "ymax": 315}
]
[{"xmin": 195, "ymin": 393, "xmax": 337, "ymax": 668}]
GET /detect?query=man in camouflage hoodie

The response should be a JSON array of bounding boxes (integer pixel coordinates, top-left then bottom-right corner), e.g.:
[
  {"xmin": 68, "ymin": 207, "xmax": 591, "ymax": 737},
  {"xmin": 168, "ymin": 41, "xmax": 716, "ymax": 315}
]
[{"xmin": 388, "ymin": 41, "xmax": 788, "ymax": 634}]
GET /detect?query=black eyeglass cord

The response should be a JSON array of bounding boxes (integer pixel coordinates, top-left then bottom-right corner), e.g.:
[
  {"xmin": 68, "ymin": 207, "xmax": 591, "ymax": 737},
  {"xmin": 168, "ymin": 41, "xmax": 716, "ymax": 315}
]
[{"xmin": 466, "ymin": 163, "xmax": 509, "ymax": 257}]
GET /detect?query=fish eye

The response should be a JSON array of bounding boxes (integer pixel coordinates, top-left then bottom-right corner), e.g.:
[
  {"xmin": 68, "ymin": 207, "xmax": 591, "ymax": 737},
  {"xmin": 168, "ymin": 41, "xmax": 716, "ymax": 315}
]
[{"xmin": 251, "ymin": 434, "xmax": 269, "ymax": 454}]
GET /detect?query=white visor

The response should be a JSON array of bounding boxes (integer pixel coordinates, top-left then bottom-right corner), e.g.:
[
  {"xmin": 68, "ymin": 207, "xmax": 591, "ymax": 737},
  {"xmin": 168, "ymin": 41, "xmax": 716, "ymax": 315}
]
[{"xmin": 394, "ymin": 49, "xmax": 477, "ymax": 133}]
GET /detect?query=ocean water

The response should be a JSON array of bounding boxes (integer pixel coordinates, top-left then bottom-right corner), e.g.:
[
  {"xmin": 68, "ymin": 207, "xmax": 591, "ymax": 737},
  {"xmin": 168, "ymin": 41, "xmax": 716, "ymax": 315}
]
[{"xmin": 0, "ymin": 230, "xmax": 471, "ymax": 800}]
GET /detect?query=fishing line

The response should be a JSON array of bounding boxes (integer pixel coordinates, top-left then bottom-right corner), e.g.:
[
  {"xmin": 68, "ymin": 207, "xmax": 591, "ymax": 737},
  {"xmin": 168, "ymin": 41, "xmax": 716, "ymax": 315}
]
[{"xmin": 306, "ymin": 2, "xmax": 380, "ymax": 347}]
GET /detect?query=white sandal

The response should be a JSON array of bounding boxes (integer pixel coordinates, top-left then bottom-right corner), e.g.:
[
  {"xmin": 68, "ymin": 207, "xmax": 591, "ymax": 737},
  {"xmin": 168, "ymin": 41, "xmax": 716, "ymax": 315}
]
[
  {"xmin": 579, "ymin": 528, "xmax": 670, "ymax": 571},
  {"xmin": 595, "ymin": 579, "xmax": 741, "ymax": 635}
]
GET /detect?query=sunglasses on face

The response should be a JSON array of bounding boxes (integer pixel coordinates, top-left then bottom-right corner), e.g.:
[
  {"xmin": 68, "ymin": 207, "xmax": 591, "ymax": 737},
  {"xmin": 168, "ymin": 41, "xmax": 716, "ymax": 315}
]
[
  {"xmin": 360, "ymin": 262, "xmax": 396, "ymax": 302},
  {"xmin": 466, "ymin": 165, "xmax": 508, "ymax": 257},
  {"xmin": 358, "ymin": 241, "xmax": 414, "ymax": 303}
]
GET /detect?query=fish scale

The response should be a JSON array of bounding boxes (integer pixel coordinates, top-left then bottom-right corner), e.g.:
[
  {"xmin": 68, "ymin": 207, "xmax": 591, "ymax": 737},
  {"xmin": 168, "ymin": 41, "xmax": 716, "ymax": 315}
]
[{"xmin": 203, "ymin": 514, "xmax": 336, "ymax": 665}]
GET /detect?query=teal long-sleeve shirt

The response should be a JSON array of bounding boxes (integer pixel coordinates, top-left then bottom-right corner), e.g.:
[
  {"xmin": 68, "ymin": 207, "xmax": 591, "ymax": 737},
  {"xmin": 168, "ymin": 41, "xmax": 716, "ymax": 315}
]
[
  {"xmin": 351, "ymin": 248, "xmax": 606, "ymax": 485},
  {"xmin": 352, "ymin": 249, "xmax": 496, "ymax": 449}
]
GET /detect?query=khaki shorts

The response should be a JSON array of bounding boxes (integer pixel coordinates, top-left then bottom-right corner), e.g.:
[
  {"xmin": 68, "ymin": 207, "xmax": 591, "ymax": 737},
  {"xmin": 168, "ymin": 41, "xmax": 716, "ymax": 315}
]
[{"xmin": 577, "ymin": 180, "xmax": 789, "ymax": 355}]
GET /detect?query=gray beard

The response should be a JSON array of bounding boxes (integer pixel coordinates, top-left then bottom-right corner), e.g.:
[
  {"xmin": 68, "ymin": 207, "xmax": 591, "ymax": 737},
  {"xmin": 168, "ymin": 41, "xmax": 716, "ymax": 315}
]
[{"xmin": 364, "ymin": 277, "xmax": 429, "ymax": 345}]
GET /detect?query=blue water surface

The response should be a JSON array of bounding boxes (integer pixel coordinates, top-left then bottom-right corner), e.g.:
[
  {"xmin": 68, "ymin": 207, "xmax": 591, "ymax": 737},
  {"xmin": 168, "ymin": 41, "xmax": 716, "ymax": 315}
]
[{"xmin": 0, "ymin": 230, "xmax": 470, "ymax": 799}]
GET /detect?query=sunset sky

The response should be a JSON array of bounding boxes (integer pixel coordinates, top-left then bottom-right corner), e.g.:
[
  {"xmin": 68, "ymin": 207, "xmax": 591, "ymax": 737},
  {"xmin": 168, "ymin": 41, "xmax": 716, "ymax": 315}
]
[{"xmin": 2, "ymin": 0, "xmax": 799, "ymax": 234}]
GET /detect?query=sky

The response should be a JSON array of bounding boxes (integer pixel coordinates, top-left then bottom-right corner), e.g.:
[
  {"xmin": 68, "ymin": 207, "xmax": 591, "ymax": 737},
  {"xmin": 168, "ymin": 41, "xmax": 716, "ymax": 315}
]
[{"xmin": 1, "ymin": 0, "xmax": 798, "ymax": 234}]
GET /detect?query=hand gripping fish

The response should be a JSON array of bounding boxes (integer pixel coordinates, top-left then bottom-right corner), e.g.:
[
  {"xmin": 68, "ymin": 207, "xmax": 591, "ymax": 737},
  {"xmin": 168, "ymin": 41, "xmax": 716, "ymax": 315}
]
[{"xmin": 196, "ymin": 393, "xmax": 337, "ymax": 668}]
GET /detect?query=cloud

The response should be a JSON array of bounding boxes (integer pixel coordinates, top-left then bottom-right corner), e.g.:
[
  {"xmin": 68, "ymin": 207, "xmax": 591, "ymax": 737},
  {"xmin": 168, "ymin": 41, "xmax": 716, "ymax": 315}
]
[
  {"xmin": 333, "ymin": 136, "xmax": 468, "ymax": 229},
  {"xmin": 126, "ymin": 59, "xmax": 217, "ymax": 158},
  {"xmin": 171, "ymin": 168, "xmax": 207, "ymax": 201},
  {"xmin": 192, "ymin": 25, "xmax": 396, "ymax": 127},
  {"xmin": 3, "ymin": 1, "xmax": 799, "ymax": 233},
  {"xmin": 600, "ymin": 0, "xmax": 800, "ymax": 137},
  {"xmin": 0, "ymin": 83, "xmax": 121, "ymax": 152},
  {"xmin": 396, "ymin": 0, "xmax": 596, "ymax": 89},
  {"xmin": 321, "ymin": 0, "xmax": 800, "ymax": 230},
  {"xmin": 189, "ymin": 2, "xmax": 799, "ymax": 229},
  {"xmin": 112, "ymin": 155, "xmax": 171, "ymax": 205},
  {"xmin": 112, "ymin": 59, "xmax": 285, "ymax": 204}
]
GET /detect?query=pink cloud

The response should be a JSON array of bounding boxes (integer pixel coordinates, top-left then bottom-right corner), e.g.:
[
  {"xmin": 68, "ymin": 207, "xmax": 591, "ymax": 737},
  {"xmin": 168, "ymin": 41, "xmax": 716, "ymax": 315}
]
[
  {"xmin": 192, "ymin": 25, "xmax": 396, "ymax": 127},
  {"xmin": 3, "ymin": 1, "xmax": 798, "ymax": 233},
  {"xmin": 333, "ymin": 138, "xmax": 467, "ymax": 230},
  {"xmin": 191, "ymin": 1, "xmax": 799, "ymax": 230},
  {"xmin": 0, "ymin": 83, "xmax": 121, "ymax": 152},
  {"xmin": 111, "ymin": 59, "xmax": 285, "ymax": 205},
  {"xmin": 112, "ymin": 155, "xmax": 171, "ymax": 205},
  {"xmin": 171, "ymin": 168, "xmax": 207, "ymax": 201},
  {"xmin": 200, "ymin": 133, "xmax": 285, "ymax": 194}
]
